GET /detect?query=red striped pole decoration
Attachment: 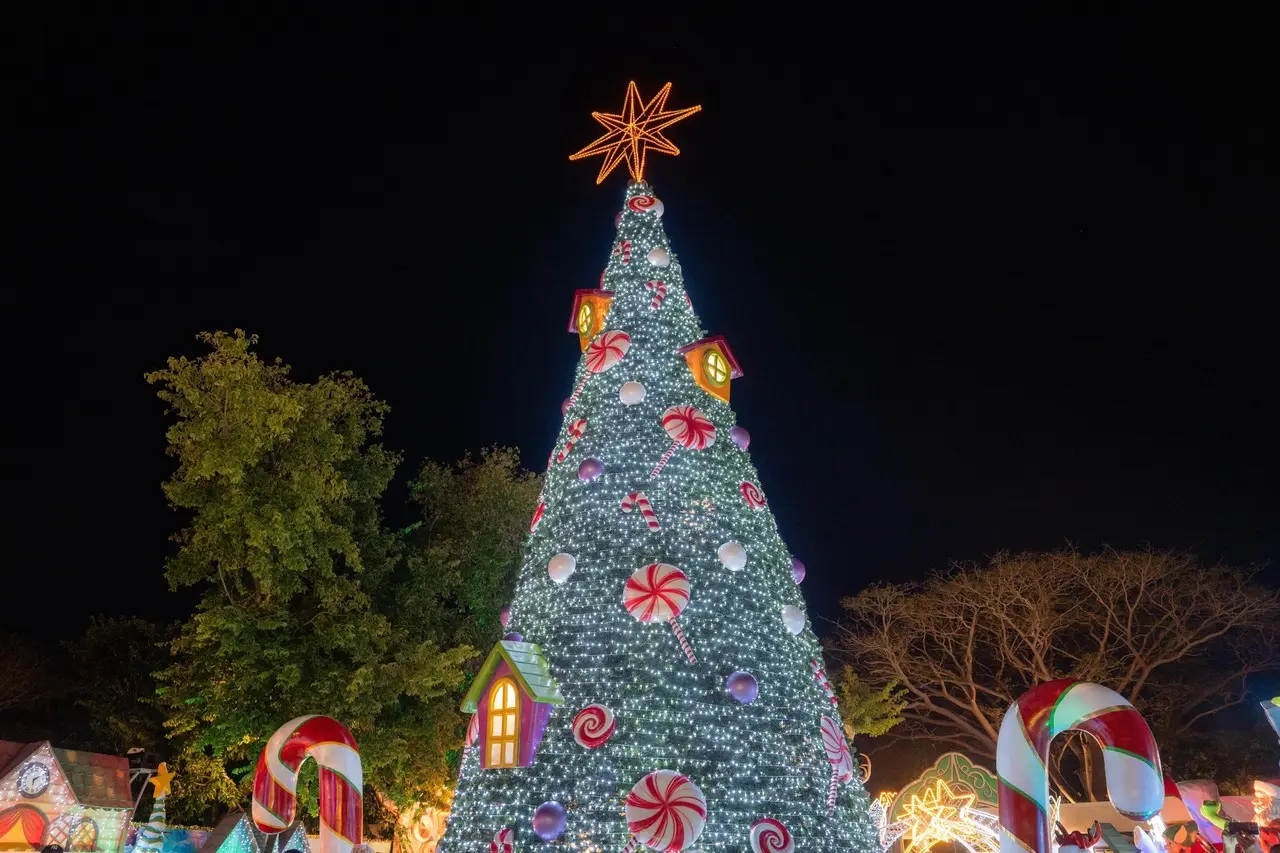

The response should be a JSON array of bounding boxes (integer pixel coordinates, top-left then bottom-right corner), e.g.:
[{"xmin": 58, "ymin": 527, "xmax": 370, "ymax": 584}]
[
  {"xmin": 645, "ymin": 279, "xmax": 668, "ymax": 310},
  {"xmin": 811, "ymin": 660, "xmax": 838, "ymax": 706},
  {"xmin": 252, "ymin": 715, "xmax": 363, "ymax": 853},
  {"xmin": 668, "ymin": 618, "xmax": 697, "ymax": 664},
  {"xmin": 997, "ymin": 680, "xmax": 1163, "ymax": 853},
  {"xmin": 555, "ymin": 419, "xmax": 588, "ymax": 463},
  {"xmin": 621, "ymin": 491, "xmax": 661, "ymax": 530}
]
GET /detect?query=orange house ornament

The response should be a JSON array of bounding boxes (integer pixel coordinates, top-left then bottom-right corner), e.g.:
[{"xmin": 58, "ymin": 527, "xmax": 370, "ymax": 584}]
[
  {"xmin": 677, "ymin": 336, "xmax": 743, "ymax": 403},
  {"xmin": 568, "ymin": 289, "xmax": 615, "ymax": 351}
]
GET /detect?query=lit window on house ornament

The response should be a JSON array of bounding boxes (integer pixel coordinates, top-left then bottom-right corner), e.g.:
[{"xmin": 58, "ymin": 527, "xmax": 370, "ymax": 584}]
[
  {"xmin": 702, "ymin": 348, "xmax": 730, "ymax": 386},
  {"xmin": 488, "ymin": 678, "xmax": 519, "ymax": 768},
  {"xmin": 576, "ymin": 302, "xmax": 593, "ymax": 336}
]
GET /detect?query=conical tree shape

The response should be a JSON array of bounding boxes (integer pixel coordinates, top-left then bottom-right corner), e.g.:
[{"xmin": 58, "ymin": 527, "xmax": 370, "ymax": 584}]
[
  {"xmin": 135, "ymin": 796, "xmax": 167, "ymax": 853},
  {"xmin": 438, "ymin": 182, "xmax": 879, "ymax": 852}
]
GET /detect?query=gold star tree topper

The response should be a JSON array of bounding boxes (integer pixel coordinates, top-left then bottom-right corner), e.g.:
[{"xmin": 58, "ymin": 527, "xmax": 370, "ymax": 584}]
[
  {"xmin": 149, "ymin": 762, "xmax": 176, "ymax": 799},
  {"xmin": 570, "ymin": 82, "xmax": 701, "ymax": 184}
]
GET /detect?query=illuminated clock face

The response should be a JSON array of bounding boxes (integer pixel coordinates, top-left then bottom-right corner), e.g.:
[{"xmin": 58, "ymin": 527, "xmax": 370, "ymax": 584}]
[{"xmin": 17, "ymin": 761, "xmax": 50, "ymax": 797}]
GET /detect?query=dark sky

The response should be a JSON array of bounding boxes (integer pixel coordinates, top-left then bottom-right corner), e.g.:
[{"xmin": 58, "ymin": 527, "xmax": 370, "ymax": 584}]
[{"xmin": 3, "ymin": 9, "xmax": 1275, "ymax": 642}]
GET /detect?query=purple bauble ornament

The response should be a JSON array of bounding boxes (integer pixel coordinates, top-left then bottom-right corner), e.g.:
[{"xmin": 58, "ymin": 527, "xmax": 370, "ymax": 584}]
[
  {"xmin": 533, "ymin": 801, "xmax": 567, "ymax": 841},
  {"xmin": 503, "ymin": 632, "xmax": 523, "ymax": 642},
  {"xmin": 791, "ymin": 557, "xmax": 806, "ymax": 584},
  {"xmin": 729, "ymin": 425, "xmax": 751, "ymax": 450},
  {"xmin": 499, "ymin": 605, "xmax": 511, "ymax": 627},
  {"xmin": 614, "ymin": 211, "xmax": 623, "ymax": 228},
  {"xmin": 561, "ymin": 397, "xmax": 572, "ymax": 416},
  {"xmin": 578, "ymin": 456, "xmax": 604, "ymax": 481},
  {"xmin": 726, "ymin": 671, "xmax": 759, "ymax": 704}
]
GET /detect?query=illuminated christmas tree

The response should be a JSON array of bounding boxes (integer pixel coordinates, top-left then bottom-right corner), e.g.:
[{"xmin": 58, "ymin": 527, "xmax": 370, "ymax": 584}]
[{"xmin": 437, "ymin": 82, "xmax": 879, "ymax": 853}]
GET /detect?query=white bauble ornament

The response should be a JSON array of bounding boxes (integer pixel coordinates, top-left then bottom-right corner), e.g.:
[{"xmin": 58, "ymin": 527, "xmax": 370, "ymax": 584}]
[
  {"xmin": 716, "ymin": 541, "xmax": 747, "ymax": 571},
  {"xmin": 647, "ymin": 247, "xmax": 670, "ymax": 268},
  {"xmin": 619, "ymin": 380, "xmax": 646, "ymax": 405},
  {"xmin": 548, "ymin": 553, "xmax": 577, "ymax": 584},
  {"xmin": 781, "ymin": 604, "xmax": 805, "ymax": 634}
]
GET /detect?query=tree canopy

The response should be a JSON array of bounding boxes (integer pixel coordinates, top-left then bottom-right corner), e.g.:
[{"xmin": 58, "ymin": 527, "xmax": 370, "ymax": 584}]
[
  {"xmin": 145, "ymin": 331, "xmax": 538, "ymax": 830},
  {"xmin": 835, "ymin": 547, "xmax": 1280, "ymax": 799}
]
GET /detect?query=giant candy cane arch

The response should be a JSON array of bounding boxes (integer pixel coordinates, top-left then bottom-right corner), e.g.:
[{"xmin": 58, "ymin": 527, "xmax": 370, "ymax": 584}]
[
  {"xmin": 997, "ymin": 680, "xmax": 1163, "ymax": 853},
  {"xmin": 252, "ymin": 715, "xmax": 364, "ymax": 853}
]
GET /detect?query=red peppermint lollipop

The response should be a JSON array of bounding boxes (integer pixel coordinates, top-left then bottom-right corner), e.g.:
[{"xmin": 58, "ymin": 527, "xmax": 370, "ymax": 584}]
[
  {"xmin": 567, "ymin": 330, "xmax": 631, "ymax": 409},
  {"xmin": 820, "ymin": 714, "xmax": 855, "ymax": 813},
  {"xmin": 622, "ymin": 770, "xmax": 707, "ymax": 853},
  {"xmin": 623, "ymin": 563, "xmax": 696, "ymax": 664},
  {"xmin": 650, "ymin": 406, "xmax": 716, "ymax": 477}
]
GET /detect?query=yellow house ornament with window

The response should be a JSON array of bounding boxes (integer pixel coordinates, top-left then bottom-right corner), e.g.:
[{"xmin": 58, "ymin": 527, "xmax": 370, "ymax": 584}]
[
  {"xmin": 568, "ymin": 289, "xmax": 615, "ymax": 351},
  {"xmin": 677, "ymin": 335, "xmax": 743, "ymax": 403}
]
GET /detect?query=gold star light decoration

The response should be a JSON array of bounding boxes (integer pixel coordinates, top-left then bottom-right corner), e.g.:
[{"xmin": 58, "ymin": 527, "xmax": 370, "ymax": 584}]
[
  {"xmin": 570, "ymin": 82, "xmax": 701, "ymax": 184},
  {"xmin": 899, "ymin": 779, "xmax": 999, "ymax": 853},
  {"xmin": 149, "ymin": 762, "xmax": 176, "ymax": 799}
]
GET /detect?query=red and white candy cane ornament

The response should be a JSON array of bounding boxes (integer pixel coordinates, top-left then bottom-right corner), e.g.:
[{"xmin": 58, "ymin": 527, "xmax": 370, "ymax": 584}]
[
  {"xmin": 622, "ymin": 770, "xmax": 706, "ymax": 853},
  {"xmin": 567, "ymin": 330, "xmax": 631, "ymax": 408},
  {"xmin": 530, "ymin": 501, "xmax": 545, "ymax": 533},
  {"xmin": 651, "ymin": 406, "xmax": 716, "ymax": 477},
  {"xmin": 646, "ymin": 279, "xmax": 668, "ymax": 310},
  {"xmin": 556, "ymin": 419, "xmax": 587, "ymax": 463},
  {"xmin": 623, "ymin": 563, "xmax": 696, "ymax": 664},
  {"xmin": 490, "ymin": 827, "xmax": 514, "ymax": 853},
  {"xmin": 750, "ymin": 818, "xmax": 795, "ymax": 853},
  {"xmin": 820, "ymin": 714, "xmax": 855, "ymax": 814},
  {"xmin": 812, "ymin": 660, "xmax": 838, "ymax": 706},
  {"xmin": 252, "ymin": 715, "xmax": 363, "ymax": 853},
  {"xmin": 615, "ymin": 239, "xmax": 632, "ymax": 263},
  {"xmin": 997, "ymin": 679, "xmax": 1163, "ymax": 853},
  {"xmin": 621, "ymin": 491, "xmax": 660, "ymax": 530}
]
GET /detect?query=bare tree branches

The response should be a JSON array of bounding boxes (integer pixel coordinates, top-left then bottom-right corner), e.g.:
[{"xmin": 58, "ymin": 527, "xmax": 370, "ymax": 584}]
[{"xmin": 833, "ymin": 548, "xmax": 1280, "ymax": 797}]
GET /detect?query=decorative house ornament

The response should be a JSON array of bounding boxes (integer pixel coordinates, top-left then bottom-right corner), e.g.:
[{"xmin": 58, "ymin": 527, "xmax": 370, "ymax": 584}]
[
  {"xmin": 568, "ymin": 289, "xmax": 615, "ymax": 351},
  {"xmin": 677, "ymin": 335, "xmax": 743, "ymax": 403},
  {"xmin": 460, "ymin": 641, "xmax": 565, "ymax": 769}
]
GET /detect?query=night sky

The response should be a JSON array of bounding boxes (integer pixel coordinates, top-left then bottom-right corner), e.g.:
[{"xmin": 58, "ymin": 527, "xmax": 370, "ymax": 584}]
[{"xmin": 4, "ymin": 9, "xmax": 1275, "ymax": 643}]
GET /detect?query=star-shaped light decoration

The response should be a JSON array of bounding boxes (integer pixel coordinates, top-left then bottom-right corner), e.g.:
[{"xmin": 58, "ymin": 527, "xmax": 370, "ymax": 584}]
[
  {"xmin": 149, "ymin": 762, "xmax": 176, "ymax": 799},
  {"xmin": 899, "ymin": 779, "xmax": 999, "ymax": 853},
  {"xmin": 570, "ymin": 82, "xmax": 701, "ymax": 184}
]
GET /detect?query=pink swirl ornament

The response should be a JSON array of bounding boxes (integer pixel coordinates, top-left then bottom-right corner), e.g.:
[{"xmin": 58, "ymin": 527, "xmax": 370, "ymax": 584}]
[
  {"xmin": 622, "ymin": 770, "xmax": 707, "ymax": 853},
  {"xmin": 572, "ymin": 704, "xmax": 616, "ymax": 748},
  {"xmin": 489, "ymin": 828, "xmax": 513, "ymax": 853},
  {"xmin": 740, "ymin": 481, "xmax": 766, "ymax": 509},
  {"xmin": 628, "ymin": 195, "xmax": 664, "ymax": 216},
  {"xmin": 623, "ymin": 563, "xmax": 696, "ymax": 664},
  {"xmin": 651, "ymin": 406, "xmax": 716, "ymax": 477},
  {"xmin": 820, "ymin": 714, "xmax": 855, "ymax": 813},
  {"xmin": 750, "ymin": 818, "xmax": 795, "ymax": 853},
  {"xmin": 567, "ymin": 330, "xmax": 632, "ymax": 408}
]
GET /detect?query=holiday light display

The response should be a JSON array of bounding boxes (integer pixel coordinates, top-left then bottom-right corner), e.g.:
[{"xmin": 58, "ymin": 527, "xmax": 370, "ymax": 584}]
[
  {"xmin": 436, "ymin": 129, "xmax": 878, "ymax": 849},
  {"xmin": 568, "ymin": 82, "xmax": 702, "ymax": 184},
  {"xmin": 898, "ymin": 779, "xmax": 999, "ymax": 853}
]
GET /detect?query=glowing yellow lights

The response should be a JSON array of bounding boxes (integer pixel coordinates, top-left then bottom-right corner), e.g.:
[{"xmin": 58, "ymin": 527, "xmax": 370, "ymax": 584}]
[
  {"xmin": 569, "ymin": 82, "xmax": 702, "ymax": 184},
  {"xmin": 702, "ymin": 349, "xmax": 730, "ymax": 387},
  {"xmin": 149, "ymin": 763, "xmax": 175, "ymax": 799},
  {"xmin": 898, "ymin": 779, "xmax": 998, "ymax": 853},
  {"xmin": 488, "ymin": 678, "xmax": 519, "ymax": 768},
  {"xmin": 577, "ymin": 302, "xmax": 594, "ymax": 336}
]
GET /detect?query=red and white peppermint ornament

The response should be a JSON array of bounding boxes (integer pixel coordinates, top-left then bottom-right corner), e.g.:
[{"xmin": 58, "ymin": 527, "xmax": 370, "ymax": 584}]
[
  {"xmin": 615, "ymin": 239, "xmax": 632, "ymax": 264},
  {"xmin": 820, "ymin": 714, "xmax": 855, "ymax": 813},
  {"xmin": 623, "ymin": 563, "xmax": 696, "ymax": 664},
  {"xmin": 740, "ymin": 481, "xmax": 767, "ymax": 509},
  {"xmin": 555, "ymin": 418, "xmax": 587, "ymax": 463},
  {"xmin": 621, "ymin": 491, "xmax": 660, "ymax": 530},
  {"xmin": 530, "ymin": 501, "xmax": 545, "ymax": 532},
  {"xmin": 490, "ymin": 827, "xmax": 514, "ymax": 853},
  {"xmin": 627, "ymin": 195, "xmax": 664, "ymax": 217},
  {"xmin": 622, "ymin": 770, "xmax": 706, "ymax": 853},
  {"xmin": 750, "ymin": 818, "xmax": 795, "ymax": 853},
  {"xmin": 646, "ymin": 279, "xmax": 668, "ymax": 310},
  {"xmin": 651, "ymin": 406, "xmax": 716, "ymax": 477},
  {"xmin": 572, "ymin": 704, "xmax": 616, "ymax": 748},
  {"xmin": 567, "ymin": 331, "xmax": 631, "ymax": 408}
]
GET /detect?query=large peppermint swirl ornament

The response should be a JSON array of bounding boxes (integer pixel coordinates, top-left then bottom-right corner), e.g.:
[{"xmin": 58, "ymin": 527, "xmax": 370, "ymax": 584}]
[
  {"xmin": 622, "ymin": 770, "xmax": 707, "ymax": 853},
  {"xmin": 627, "ymin": 195, "xmax": 664, "ymax": 217},
  {"xmin": 252, "ymin": 715, "xmax": 363, "ymax": 853},
  {"xmin": 750, "ymin": 817, "xmax": 795, "ymax": 853},
  {"xmin": 567, "ymin": 330, "xmax": 632, "ymax": 408},
  {"xmin": 820, "ymin": 714, "xmax": 855, "ymax": 813},
  {"xmin": 651, "ymin": 405, "xmax": 716, "ymax": 477},
  {"xmin": 572, "ymin": 704, "xmax": 616, "ymax": 748},
  {"xmin": 997, "ymin": 679, "xmax": 1163, "ymax": 853},
  {"xmin": 489, "ymin": 827, "xmax": 514, "ymax": 853},
  {"xmin": 740, "ymin": 481, "xmax": 767, "ymax": 509},
  {"xmin": 623, "ymin": 563, "xmax": 697, "ymax": 664}
]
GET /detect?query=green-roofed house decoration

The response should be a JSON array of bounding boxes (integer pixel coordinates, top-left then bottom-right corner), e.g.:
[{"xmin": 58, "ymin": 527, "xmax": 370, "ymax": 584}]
[{"xmin": 460, "ymin": 641, "xmax": 564, "ymax": 770}]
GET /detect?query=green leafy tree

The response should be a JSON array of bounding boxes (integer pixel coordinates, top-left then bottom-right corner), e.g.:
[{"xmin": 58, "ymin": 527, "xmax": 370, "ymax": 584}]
[
  {"xmin": 834, "ymin": 666, "xmax": 906, "ymax": 739},
  {"xmin": 147, "ymin": 331, "xmax": 474, "ymax": 829}
]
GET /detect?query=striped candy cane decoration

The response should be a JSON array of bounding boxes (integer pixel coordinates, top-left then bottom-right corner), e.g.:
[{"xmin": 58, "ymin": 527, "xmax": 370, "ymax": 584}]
[
  {"xmin": 556, "ymin": 419, "xmax": 587, "ymax": 463},
  {"xmin": 645, "ymin": 280, "xmax": 668, "ymax": 310},
  {"xmin": 621, "ymin": 491, "xmax": 660, "ymax": 530},
  {"xmin": 615, "ymin": 239, "xmax": 632, "ymax": 263},
  {"xmin": 252, "ymin": 715, "xmax": 363, "ymax": 853},
  {"xmin": 997, "ymin": 680, "xmax": 1163, "ymax": 853},
  {"xmin": 668, "ymin": 618, "xmax": 697, "ymax": 664},
  {"xmin": 812, "ymin": 660, "xmax": 838, "ymax": 706}
]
